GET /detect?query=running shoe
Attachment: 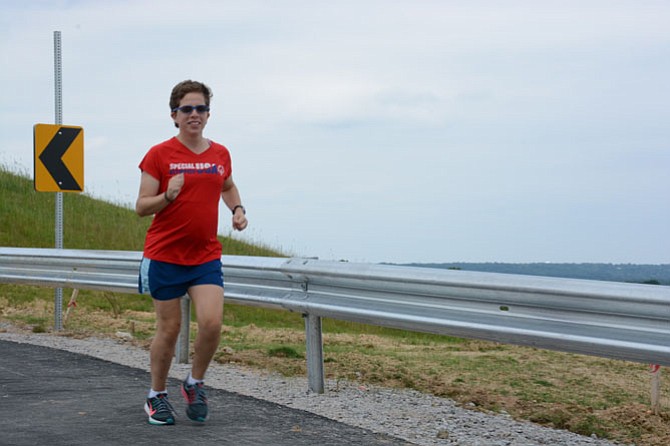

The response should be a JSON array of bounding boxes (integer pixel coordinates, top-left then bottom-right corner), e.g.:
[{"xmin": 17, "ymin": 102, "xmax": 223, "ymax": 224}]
[
  {"xmin": 144, "ymin": 393, "xmax": 176, "ymax": 426},
  {"xmin": 181, "ymin": 379, "xmax": 208, "ymax": 422}
]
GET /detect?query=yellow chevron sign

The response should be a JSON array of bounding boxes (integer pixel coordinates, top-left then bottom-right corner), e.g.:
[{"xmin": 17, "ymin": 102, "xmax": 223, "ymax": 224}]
[{"xmin": 34, "ymin": 124, "xmax": 84, "ymax": 192}]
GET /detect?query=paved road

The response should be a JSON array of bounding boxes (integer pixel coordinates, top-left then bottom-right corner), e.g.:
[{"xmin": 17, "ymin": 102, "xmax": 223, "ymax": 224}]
[{"xmin": 0, "ymin": 340, "xmax": 415, "ymax": 446}]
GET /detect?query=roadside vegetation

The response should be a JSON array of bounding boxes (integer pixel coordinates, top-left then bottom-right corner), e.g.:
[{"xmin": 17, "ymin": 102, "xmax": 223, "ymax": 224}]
[{"xmin": 0, "ymin": 166, "xmax": 667, "ymax": 445}]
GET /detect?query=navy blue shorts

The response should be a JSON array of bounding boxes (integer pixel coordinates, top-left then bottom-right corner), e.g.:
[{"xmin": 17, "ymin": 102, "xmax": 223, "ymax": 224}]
[{"xmin": 138, "ymin": 258, "xmax": 224, "ymax": 301}]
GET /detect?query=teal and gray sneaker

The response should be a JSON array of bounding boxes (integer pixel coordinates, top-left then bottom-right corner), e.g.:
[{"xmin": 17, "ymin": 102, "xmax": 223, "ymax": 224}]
[
  {"xmin": 181, "ymin": 380, "xmax": 208, "ymax": 422},
  {"xmin": 144, "ymin": 393, "xmax": 176, "ymax": 425}
]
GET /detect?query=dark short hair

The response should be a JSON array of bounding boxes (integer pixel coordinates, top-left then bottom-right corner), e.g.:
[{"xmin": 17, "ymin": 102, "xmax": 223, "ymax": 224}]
[{"xmin": 170, "ymin": 80, "xmax": 213, "ymax": 127}]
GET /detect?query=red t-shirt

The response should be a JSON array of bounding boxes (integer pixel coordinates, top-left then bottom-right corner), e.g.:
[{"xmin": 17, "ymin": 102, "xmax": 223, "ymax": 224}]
[{"xmin": 139, "ymin": 137, "xmax": 232, "ymax": 265}]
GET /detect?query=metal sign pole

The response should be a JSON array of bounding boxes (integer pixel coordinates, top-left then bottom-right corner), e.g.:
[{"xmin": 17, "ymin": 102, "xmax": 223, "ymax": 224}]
[{"xmin": 53, "ymin": 30, "xmax": 64, "ymax": 331}]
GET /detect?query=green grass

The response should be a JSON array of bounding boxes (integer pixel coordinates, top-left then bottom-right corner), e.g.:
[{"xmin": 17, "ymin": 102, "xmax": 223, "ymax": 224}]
[{"xmin": 0, "ymin": 164, "xmax": 280, "ymax": 255}]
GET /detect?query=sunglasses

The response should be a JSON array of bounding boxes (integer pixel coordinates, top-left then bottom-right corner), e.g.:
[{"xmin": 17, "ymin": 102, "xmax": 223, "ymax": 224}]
[{"xmin": 172, "ymin": 105, "xmax": 210, "ymax": 114}]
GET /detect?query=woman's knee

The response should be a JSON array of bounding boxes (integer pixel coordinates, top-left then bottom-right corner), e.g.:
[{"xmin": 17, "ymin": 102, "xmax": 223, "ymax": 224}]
[
  {"xmin": 156, "ymin": 320, "xmax": 181, "ymax": 341},
  {"xmin": 153, "ymin": 298, "xmax": 182, "ymax": 337},
  {"xmin": 197, "ymin": 315, "xmax": 222, "ymax": 337}
]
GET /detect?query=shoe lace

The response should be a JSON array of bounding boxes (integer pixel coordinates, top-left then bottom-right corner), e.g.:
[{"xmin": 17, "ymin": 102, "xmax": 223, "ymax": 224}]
[
  {"xmin": 153, "ymin": 394, "xmax": 175, "ymax": 414},
  {"xmin": 186, "ymin": 383, "xmax": 207, "ymax": 405}
]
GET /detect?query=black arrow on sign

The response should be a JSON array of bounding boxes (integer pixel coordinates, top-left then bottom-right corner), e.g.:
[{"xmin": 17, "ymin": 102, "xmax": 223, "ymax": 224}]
[{"xmin": 39, "ymin": 126, "xmax": 82, "ymax": 191}]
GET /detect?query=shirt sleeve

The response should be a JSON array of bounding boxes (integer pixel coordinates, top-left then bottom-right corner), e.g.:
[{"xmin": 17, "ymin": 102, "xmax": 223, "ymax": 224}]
[{"xmin": 138, "ymin": 145, "xmax": 163, "ymax": 181}]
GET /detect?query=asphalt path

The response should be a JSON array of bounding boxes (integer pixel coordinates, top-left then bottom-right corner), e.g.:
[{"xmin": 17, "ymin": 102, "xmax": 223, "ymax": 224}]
[{"xmin": 0, "ymin": 340, "xmax": 415, "ymax": 446}]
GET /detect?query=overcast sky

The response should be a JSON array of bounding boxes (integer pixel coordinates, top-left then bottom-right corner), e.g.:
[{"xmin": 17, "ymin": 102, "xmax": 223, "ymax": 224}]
[{"xmin": 1, "ymin": 1, "xmax": 668, "ymax": 264}]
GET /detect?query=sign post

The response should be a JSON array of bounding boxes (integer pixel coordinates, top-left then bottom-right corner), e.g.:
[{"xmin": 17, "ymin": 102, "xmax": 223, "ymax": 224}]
[
  {"xmin": 53, "ymin": 31, "xmax": 63, "ymax": 331},
  {"xmin": 33, "ymin": 31, "xmax": 85, "ymax": 330}
]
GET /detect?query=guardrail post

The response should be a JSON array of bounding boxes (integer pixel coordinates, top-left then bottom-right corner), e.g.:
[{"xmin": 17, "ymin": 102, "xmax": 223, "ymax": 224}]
[
  {"xmin": 175, "ymin": 294, "xmax": 190, "ymax": 364},
  {"xmin": 304, "ymin": 313, "xmax": 325, "ymax": 393},
  {"xmin": 651, "ymin": 365, "xmax": 662, "ymax": 415}
]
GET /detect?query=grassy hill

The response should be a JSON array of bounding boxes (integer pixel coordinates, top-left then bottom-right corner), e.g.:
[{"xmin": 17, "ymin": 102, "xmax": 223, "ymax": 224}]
[
  {"xmin": 0, "ymin": 165, "xmax": 668, "ymax": 446},
  {"xmin": 0, "ymin": 164, "xmax": 280, "ymax": 255}
]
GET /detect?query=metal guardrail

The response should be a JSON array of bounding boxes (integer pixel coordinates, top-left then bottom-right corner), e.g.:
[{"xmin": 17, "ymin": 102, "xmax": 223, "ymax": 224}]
[{"xmin": 1, "ymin": 247, "xmax": 669, "ymax": 393}]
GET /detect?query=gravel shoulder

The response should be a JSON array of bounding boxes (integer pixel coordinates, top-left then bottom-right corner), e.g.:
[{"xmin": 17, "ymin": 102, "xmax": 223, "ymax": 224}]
[{"xmin": 0, "ymin": 325, "xmax": 628, "ymax": 446}]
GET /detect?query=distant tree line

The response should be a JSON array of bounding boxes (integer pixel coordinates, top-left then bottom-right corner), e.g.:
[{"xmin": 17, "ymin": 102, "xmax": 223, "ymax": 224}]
[{"xmin": 397, "ymin": 262, "xmax": 670, "ymax": 285}]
